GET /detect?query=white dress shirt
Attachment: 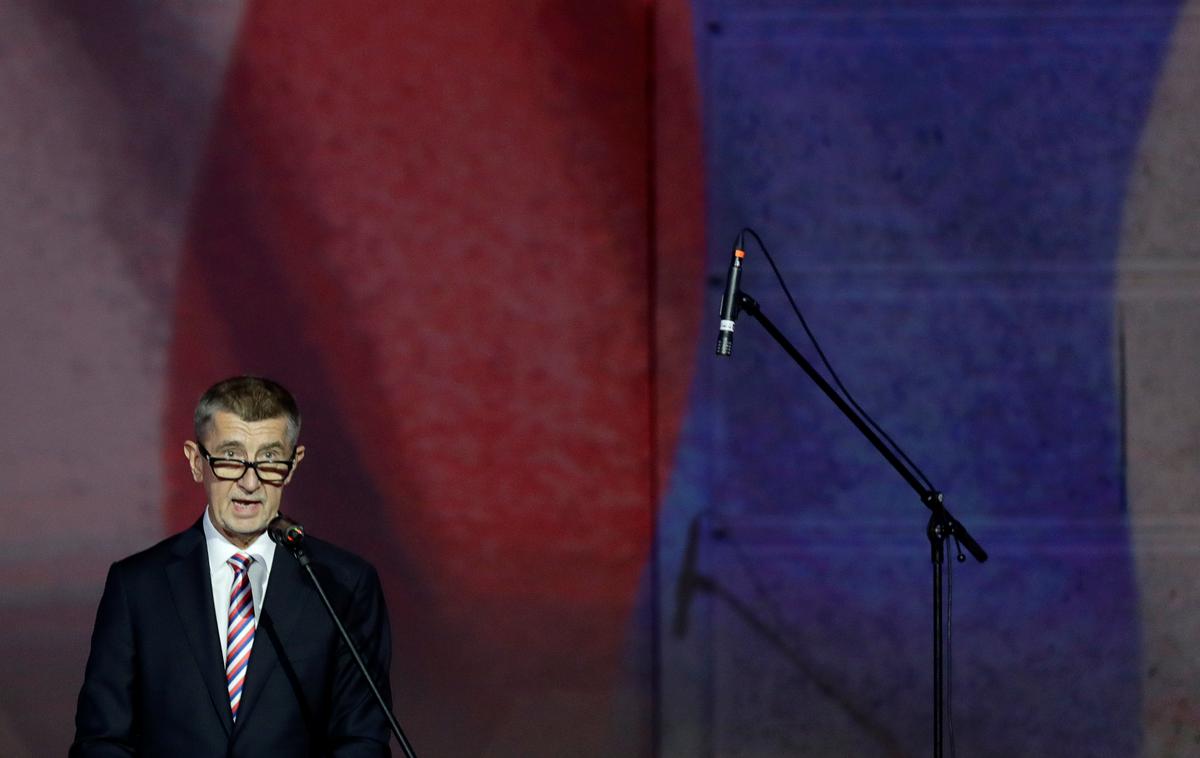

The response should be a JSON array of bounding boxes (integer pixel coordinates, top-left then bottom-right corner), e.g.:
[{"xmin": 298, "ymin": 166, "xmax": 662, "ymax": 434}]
[{"xmin": 202, "ymin": 508, "xmax": 277, "ymax": 659}]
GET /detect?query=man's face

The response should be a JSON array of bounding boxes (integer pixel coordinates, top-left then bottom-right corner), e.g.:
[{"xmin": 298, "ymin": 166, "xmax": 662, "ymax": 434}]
[{"xmin": 184, "ymin": 410, "xmax": 305, "ymax": 548}]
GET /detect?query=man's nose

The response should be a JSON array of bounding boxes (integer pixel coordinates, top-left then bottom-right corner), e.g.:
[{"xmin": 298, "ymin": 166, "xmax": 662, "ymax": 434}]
[{"xmin": 237, "ymin": 464, "xmax": 262, "ymax": 490}]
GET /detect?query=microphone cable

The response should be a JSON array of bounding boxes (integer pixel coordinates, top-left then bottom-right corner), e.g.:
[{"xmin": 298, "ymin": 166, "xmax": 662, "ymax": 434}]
[
  {"xmin": 740, "ymin": 226, "xmax": 960, "ymax": 756},
  {"xmin": 739, "ymin": 226, "xmax": 935, "ymax": 493}
]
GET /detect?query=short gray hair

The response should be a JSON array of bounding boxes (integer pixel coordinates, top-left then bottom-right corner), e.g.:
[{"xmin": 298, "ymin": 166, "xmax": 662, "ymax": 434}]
[{"xmin": 193, "ymin": 376, "xmax": 301, "ymax": 448}]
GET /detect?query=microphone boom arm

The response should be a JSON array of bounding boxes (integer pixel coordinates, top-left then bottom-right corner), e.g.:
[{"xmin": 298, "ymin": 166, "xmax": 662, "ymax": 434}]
[{"xmin": 734, "ymin": 291, "xmax": 986, "ymax": 562}]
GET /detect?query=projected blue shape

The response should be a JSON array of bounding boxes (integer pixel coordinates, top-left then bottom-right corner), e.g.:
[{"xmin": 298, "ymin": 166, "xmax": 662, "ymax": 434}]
[{"xmin": 658, "ymin": 3, "xmax": 1181, "ymax": 755}]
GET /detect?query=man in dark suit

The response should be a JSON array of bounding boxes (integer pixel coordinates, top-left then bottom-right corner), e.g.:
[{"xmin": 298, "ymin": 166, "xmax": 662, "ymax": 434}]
[{"xmin": 71, "ymin": 376, "xmax": 393, "ymax": 756}]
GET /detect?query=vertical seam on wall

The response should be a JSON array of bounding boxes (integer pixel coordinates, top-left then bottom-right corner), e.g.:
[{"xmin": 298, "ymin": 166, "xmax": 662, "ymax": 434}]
[
  {"xmin": 1117, "ymin": 299, "xmax": 1128, "ymax": 514},
  {"xmin": 645, "ymin": 0, "xmax": 663, "ymax": 755}
]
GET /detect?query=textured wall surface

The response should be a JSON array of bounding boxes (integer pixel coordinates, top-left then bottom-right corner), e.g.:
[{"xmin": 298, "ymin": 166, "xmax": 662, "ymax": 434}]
[
  {"xmin": 0, "ymin": 2, "xmax": 245, "ymax": 753},
  {"xmin": 1120, "ymin": 3, "xmax": 1200, "ymax": 754},
  {"xmin": 0, "ymin": 1, "xmax": 703, "ymax": 755},
  {"xmin": 657, "ymin": 1, "xmax": 1196, "ymax": 756},
  {"xmin": 4, "ymin": 1, "xmax": 1200, "ymax": 756}
]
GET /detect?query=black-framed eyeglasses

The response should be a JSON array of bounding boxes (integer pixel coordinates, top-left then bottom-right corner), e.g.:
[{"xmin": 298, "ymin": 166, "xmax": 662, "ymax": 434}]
[{"xmin": 196, "ymin": 442, "xmax": 297, "ymax": 483}]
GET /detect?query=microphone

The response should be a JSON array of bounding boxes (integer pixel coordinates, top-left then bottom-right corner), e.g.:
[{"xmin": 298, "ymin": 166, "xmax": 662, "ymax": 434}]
[
  {"xmin": 672, "ymin": 516, "xmax": 704, "ymax": 638},
  {"xmin": 268, "ymin": 512, "xmax": 306, "ymax": 552},
  {"xmin": 267, "ymin": 512, "xmax": 418, "ymax": 755},
  {"xmin": 715, "ymin": 231, "xmax": 746, "ymax": 356}
]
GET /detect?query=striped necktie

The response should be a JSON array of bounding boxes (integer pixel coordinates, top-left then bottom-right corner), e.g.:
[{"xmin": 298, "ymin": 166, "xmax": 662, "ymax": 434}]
[{"xmin": 225, "ymin": 552, "xmax": 255, "ymax": 721}]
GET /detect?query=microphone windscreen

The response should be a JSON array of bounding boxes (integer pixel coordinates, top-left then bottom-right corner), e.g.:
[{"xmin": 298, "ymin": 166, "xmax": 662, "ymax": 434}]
[{"xmin": 268, "ymin": 513, "xmax": 306, "ymax": 547}]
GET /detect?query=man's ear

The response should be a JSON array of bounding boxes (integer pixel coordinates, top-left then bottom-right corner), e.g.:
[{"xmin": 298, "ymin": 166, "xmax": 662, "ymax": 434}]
[
  {"xmin": 284, "ymin": 445, "xmax": 305, "ymax": 483},
  {"xmin": 183, "ymin": 441, "xmax": 204, "ymax": 483}
]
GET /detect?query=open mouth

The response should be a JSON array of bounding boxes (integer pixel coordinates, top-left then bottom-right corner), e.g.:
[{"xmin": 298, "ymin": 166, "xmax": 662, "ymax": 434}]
[{"xmin": 231, "ymin": 499, "xmax": 262, "ymax": 516}]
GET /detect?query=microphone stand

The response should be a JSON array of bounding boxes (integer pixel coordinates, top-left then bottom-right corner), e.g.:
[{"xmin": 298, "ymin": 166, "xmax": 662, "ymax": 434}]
[
  {"xmin": 733, "ymin": 290, "xmax": 987, "ymax": 758},
  {"xmin": 280, "ymin": 540, "xmax": 419, "ymax": 758}
]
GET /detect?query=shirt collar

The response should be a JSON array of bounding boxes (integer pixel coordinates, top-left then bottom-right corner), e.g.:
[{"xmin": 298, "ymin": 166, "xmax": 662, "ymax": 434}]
[{"xmin": 203, "ymin": 506, "xmax": 277, "ymax": 575}]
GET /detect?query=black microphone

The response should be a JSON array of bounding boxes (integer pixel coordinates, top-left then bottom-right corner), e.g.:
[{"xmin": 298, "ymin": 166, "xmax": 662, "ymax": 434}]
[
  {"xmin": 672, "ymin": 516, "xmax": 704, "ymax": 638},
  {"xmin": 268, "ymin": 512, "xmax": 306, "ymax": 552},
  {"xmin": 715, "ymin": 231, "xmax": 746, "ymax": 356}
]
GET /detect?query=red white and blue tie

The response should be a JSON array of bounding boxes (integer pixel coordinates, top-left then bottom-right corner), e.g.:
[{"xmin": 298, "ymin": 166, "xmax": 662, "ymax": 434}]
[{"xmin": 225, "ymin": 553, "xmax": 255, "ymax": 721}]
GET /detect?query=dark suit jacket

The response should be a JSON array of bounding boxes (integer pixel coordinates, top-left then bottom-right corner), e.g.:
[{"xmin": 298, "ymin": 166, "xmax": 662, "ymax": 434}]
[{"xmin": 70, "ymin": 519, "xmax": 393, "ymax": 756}]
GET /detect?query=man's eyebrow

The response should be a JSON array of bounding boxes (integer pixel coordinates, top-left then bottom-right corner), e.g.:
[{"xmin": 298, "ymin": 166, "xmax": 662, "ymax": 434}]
[{"xmin": 211, "ymin": 440, "xmax": 287, "ymax": 456}]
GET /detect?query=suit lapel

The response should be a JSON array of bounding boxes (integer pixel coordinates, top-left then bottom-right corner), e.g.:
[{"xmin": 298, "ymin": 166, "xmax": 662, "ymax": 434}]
[
  {"xmin": 231, "ymin": 548, "xmax": 311, "ymax": 731},
  {"xmin": 165, "ymin": 521, "xmax": 234, "ymax": 737}
]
